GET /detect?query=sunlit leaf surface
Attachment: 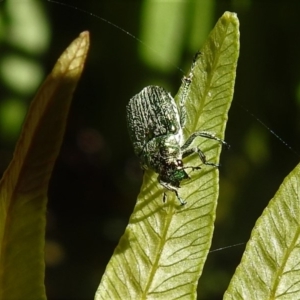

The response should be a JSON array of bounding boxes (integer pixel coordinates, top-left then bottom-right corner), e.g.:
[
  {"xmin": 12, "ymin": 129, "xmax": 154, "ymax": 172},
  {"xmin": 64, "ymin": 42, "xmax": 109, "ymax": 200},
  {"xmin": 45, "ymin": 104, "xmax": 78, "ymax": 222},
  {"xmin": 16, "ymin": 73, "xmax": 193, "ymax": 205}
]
[
  {"xmin": 96, "ymin": 12, "xmax": 239, "ymax": 300},
  {"xmin": 224, "ymin": 162, "xmax": 300, "ymax": 300}
]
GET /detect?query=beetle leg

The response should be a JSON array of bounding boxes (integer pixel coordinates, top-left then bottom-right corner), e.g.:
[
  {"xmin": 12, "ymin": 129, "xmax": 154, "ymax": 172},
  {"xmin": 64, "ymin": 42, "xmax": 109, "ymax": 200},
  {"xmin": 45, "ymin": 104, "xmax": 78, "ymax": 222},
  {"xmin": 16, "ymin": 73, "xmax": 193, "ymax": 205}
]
[
  {"xmin": 181, "ymin": 131, "xmax": 229, "ymax": 151},
  {"xmin": 182, "ymin": 147, "xmax": 220, "ymax": 167},
  {"xmin": 159, "ymin": 180, "xmax": 187, "ymax": 206},
  {"xmin": 179, "ymin": 51, "xmax": 201, "ymax": 128},
  {"xmin": 183, "ymin": 166, "xmax": 201, "ymax": 172}
]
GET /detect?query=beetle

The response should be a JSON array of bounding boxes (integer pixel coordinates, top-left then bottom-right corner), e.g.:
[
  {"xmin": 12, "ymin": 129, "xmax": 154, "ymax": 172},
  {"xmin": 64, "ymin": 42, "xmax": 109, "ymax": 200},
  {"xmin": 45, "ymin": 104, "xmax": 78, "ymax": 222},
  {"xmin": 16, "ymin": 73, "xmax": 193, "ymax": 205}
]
[{"xmin": 126, "ymin": 53, "xmax": 228, "ymax": 205}]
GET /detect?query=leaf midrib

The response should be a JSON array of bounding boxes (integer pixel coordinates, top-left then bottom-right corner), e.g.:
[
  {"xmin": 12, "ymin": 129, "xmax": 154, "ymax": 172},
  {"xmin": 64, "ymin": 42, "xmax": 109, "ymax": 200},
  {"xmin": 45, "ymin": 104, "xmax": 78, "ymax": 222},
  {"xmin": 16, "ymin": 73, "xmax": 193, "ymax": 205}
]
[
  {"xmin": 270, "ymin": 207, "xmax": 300, "ymax": 298},
  {"xmin": 191, "ymin": 20, "xmax": 233, "ymax": 134},
  {"xmin": 142, "ymin": 204, "xmax": 175, "ymax": 298}
]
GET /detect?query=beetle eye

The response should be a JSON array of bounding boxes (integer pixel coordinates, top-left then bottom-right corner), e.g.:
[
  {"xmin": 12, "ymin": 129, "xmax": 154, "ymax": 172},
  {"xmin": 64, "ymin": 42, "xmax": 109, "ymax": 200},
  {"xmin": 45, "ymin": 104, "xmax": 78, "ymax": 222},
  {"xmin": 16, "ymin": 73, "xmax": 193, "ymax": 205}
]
[{"xmin": 177, "ymin": 160, "xmax": 183, "ymax": 167}]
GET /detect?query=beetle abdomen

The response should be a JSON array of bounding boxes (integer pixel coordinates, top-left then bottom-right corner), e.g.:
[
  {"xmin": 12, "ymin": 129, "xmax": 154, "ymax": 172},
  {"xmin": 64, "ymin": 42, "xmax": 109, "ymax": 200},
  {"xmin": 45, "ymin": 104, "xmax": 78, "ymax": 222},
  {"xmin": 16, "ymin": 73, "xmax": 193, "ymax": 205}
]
[{"xmin": 126, "ymin": 86, "xmax": 182, "ymax": 157}]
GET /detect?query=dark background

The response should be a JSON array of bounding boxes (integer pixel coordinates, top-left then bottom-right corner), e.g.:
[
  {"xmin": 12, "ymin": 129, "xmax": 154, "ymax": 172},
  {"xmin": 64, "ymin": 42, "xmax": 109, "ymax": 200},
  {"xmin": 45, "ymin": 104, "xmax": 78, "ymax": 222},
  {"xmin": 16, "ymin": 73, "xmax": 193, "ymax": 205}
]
[{"xmin": 1, "ymin": 0, "xmax": 300, "ymax": 299}]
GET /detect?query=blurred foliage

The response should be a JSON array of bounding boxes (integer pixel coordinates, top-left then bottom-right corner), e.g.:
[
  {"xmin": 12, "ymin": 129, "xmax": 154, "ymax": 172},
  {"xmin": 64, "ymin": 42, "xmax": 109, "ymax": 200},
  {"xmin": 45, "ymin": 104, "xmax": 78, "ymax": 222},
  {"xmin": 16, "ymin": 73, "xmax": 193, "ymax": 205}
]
[
  {"xmin": 0, "ymin": 0, "xmax": 49, "ymax": 147},
  {"xmin": 0, "ymin": 31, "xmax": 89, "ymax": 300},
  {"xmin": 0, "ymin": 0, "xmax": 300, "ymax": 299}
]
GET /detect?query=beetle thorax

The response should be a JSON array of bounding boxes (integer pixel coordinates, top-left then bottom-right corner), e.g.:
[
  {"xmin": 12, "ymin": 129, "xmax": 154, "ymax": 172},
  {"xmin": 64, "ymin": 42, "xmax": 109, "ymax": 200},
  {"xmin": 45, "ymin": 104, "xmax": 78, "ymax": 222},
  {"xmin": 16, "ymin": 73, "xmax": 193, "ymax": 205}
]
[
  {"xmin": 157, "ymin": 135, "xmax": 189, "ymax": 186},
  {"xmin": 141, "ymin": 134, "xmax": 183, "ymax": 172}
]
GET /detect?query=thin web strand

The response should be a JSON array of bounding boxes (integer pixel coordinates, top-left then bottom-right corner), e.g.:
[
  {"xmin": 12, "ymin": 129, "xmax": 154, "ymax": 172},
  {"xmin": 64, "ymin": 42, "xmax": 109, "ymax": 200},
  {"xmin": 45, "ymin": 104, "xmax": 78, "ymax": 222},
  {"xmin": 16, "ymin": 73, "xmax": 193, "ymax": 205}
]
[{"xmin": 46, "ymin": 0, "xmax": 185, "ymax": 75}]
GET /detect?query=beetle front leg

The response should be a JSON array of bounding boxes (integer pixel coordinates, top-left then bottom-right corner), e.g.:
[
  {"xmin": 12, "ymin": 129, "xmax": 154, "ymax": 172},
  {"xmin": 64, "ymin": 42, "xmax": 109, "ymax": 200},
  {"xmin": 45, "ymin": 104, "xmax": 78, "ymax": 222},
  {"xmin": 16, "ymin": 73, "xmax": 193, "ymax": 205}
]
[
  {"xmin": 182, "ymin": 147, "xmax": 220, "ymax": 167},
  {"xmin": 159, "ymin": 180, "xmax": 187, "ymax": 206}
]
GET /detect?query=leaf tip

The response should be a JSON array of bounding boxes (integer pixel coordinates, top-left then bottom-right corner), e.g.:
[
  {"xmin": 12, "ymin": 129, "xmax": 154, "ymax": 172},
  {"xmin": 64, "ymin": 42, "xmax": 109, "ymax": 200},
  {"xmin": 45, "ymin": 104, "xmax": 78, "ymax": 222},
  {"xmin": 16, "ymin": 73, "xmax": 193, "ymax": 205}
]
[{"xmin": 222, "ymin": 11, "xmax": 239, "ymax": 25}]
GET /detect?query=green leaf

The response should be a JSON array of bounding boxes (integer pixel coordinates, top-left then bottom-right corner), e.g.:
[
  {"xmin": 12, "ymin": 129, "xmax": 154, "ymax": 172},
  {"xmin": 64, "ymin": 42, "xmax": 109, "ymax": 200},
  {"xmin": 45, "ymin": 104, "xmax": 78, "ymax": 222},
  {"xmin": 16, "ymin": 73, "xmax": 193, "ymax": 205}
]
[
  {"xmin": 224, "ymin": 163, "xmax": 300, "ymax": 300},
  {"xmin": 0, "ymin": 31, "xmax": 89, "ymax": 300},
  {"xmin": 96, "ymin": 12, "xmax": 239, "ymax": 299}
]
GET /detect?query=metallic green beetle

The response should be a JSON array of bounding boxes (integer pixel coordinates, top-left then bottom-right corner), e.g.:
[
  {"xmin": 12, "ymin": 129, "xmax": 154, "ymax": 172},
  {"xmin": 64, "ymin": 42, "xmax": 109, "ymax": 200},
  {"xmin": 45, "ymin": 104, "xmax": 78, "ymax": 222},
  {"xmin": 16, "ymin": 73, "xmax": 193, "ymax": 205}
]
[{"xmin": 126, "ymin": 53, "xmax": 228, "ymax": 205}]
